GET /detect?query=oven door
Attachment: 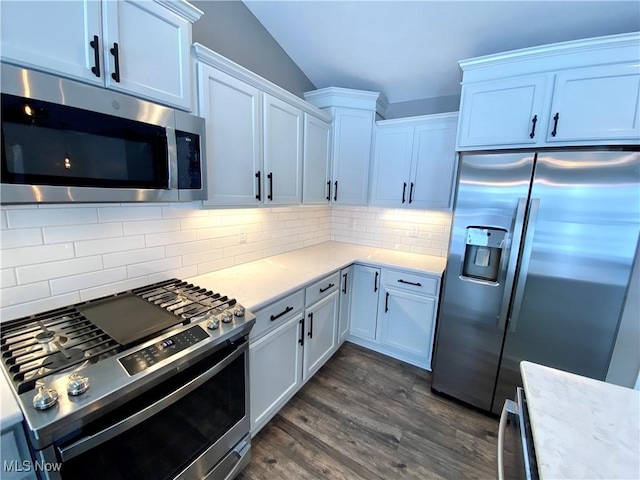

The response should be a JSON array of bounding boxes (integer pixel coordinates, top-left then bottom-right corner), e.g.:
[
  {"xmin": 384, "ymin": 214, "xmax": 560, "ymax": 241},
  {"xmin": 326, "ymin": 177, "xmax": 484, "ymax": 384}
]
[
  {"xmin": 497, "ymin": 387, "xmax": 538, "ymax": 480},
  {"xmin": 42, "ymin": 339, "xmax": 250, "ymax": 480}
]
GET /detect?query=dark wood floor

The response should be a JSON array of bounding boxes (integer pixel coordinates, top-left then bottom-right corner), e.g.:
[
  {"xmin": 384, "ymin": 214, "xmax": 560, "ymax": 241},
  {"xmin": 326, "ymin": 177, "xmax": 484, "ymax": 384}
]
[{"xmin": 238, "ymin": 342, "xmax": 499, "ymax": 480}]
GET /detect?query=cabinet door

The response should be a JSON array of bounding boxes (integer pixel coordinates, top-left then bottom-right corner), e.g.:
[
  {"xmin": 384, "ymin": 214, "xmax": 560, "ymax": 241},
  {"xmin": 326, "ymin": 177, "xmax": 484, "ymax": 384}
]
[
  {"xmin": 457, "ymin": 75, "xmax": 549, "ymax": 149},
  {"xmin": 264, "ymin": 95, "xmax": 303, "ymax": 205},
  {"xmin": 370, "ymin": 125, "xmax": 414, "ymax": 207},
  {"xmin": 349, "ymin": 265, "xmax": 380, "ymax": 341},
  {"xmin": 102, "ymin": 0, "xmax": 191, "ymax": 110},
  {"xmin": 338, "ymin": 266, "xmax": 353, "ymax": 345},
  {"xmin": 250, "ymin": 316, "xmax": 303, "ymax": 435},
  {"xmin": 409, "ymin": 115, "xmax": 458, "ymax": 209},
  {"xmin": 303, "ymin": 114, "xmax": 332, "ymax": 204},
  {"xmin": 547, "ymin": 63, "xmax": 640, "ymax": 143},
  {"xmin": 303, "ymin": 291, "xmax": 338, "ymax": 381},
  {"xmin": 379, "ymin": 288, "xmax": 436, "ymax": 365},
  {"xmin": 198, "ymin": 65, "xmax": 262, "ymax": 206},
  {"xmin": 0, "ymin": 1, "xmax": 102, "ymax": 86},
  {"xmin": 331, "ymin": 108, "xmax": 375, "ymax": 205}
]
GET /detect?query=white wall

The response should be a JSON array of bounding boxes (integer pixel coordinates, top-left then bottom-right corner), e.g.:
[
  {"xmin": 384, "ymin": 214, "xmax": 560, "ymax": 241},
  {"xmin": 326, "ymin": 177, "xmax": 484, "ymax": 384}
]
[{"xmin": 0, "ymin": 204, "xmax": 450, "ymax": 322}]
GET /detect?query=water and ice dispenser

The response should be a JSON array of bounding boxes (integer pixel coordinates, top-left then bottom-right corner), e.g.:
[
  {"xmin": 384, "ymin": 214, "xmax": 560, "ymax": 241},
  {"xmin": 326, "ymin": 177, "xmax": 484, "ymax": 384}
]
[{"xmin": 462, "ymin": 227, "xmax": 507, "ymax": 283}]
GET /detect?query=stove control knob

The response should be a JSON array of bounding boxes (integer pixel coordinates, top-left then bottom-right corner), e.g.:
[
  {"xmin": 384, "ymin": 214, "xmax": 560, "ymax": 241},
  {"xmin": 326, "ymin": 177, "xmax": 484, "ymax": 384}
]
[
  {"xmin": 33, "ymin": 386, "xmax": 59, "ymax": 410},
  {"xmin": 67, "ymin": 373, "xmax": 90, "ymax": 396},
  {"xmin": 207, "ymin": 318, "xmax": 220, "ymax": 330},
  {"xmin": 234, "ymin": 305, "xmax": 245, "ymax": 317},
  {"xmin": 221, "ymin": 311, "xmax": 233, "ymax": 323}
]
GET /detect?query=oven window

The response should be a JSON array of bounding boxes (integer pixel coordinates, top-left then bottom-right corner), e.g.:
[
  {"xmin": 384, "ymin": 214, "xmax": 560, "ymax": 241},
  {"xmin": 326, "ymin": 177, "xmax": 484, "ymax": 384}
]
[
  {"xmin": 1, "ymin": 93, "xmax": 168, "ymax": 189},
  {"xmin": 60, "ymin": 352, "xmax": 245, "ymax": 480}
]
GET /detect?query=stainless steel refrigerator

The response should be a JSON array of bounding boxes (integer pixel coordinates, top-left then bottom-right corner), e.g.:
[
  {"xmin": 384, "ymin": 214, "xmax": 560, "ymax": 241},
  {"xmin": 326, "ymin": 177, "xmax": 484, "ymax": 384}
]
[{"xmin": 431, "ymin": 149, "xmax": 640, "ymax": 415}]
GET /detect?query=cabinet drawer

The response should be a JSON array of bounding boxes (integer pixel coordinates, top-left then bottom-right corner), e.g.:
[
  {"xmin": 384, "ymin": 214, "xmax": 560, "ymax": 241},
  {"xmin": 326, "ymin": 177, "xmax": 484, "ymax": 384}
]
[
  {"xmin": 383, "ymin": 269, "xmax": 439, "ymax": 296},
  {"xmin": 305, "ymin": 271, "xmax": 340, "ymax": 307},
  {"xmin": 250, "ymin": 290, "xmax": 304, "ymax": 341}
]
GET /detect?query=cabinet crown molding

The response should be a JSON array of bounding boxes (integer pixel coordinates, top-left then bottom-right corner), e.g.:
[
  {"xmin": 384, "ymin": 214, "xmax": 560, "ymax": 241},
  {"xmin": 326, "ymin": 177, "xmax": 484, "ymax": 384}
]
[
  {"xmin": 459, "ymin": 32, "xmax": 640, "ymax": 84},
  {"xmin": 377, "ymin": 111, "xmax": 458, "ymax": 128},
  {"xmin": 154, "ymin": 0, "xmax": 203, "ymax": 23},
  {"xmin": 193, "ymin": 43, "xmax": 332, "ymax": 123},
  {"xmin": 304, "ymin": 87, "xmax": 389, "ymax": 117}
]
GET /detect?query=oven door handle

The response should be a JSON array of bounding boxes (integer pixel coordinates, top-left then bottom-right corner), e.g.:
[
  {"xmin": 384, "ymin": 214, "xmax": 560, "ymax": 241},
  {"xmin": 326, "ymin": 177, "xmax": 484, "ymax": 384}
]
[
  {"xmin": 57, "ymin": 341, "xmax": 247, "ymax": 462},
  {"xmin": 497, "ymin": 399, "xmax": 518, "ymax": 480}
]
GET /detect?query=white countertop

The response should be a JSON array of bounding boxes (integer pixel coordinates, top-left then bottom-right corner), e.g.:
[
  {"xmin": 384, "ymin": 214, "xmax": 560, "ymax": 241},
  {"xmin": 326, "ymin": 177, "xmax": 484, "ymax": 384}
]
[
  {"xmin": 521, "ymin": 361, "xmax": 640, "ymax": 479},
  {"xmin": 187, "ymin": 241, "xmax": 446, "ymax": 311}
]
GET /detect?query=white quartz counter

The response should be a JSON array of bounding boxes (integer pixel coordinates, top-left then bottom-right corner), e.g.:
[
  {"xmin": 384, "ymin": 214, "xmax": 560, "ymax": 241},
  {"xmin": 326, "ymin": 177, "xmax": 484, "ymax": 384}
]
[
  {"xmin": 521, "ymin": 361, "xmax": 640, "ymax": 479},
  {"xmin": 187, "ymin": 241, "xmax": 446, "ymax": 311}
]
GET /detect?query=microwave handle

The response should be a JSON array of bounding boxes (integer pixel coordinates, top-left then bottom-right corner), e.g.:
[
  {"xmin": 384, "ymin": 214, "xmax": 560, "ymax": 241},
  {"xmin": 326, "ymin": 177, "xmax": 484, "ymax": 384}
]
[
  {"xmin": 57, "ymin": 341, "xmax": 247, "ymax": 462},
  {"xmin": 166, "ymin": 127, "xmax": 178, "ymax": 189}
]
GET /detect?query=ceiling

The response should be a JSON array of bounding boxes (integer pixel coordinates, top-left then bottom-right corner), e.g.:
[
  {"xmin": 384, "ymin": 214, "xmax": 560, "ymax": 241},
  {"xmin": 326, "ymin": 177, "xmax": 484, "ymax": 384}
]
[{"xmin": 243, "ymin": 1, "xmax": 640, "ymax": 105}]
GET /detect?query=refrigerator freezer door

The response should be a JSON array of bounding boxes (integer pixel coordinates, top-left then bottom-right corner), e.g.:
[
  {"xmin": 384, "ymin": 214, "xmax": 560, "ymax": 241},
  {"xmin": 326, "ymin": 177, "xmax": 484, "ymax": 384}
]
[
  {"xmin": 432, "ymin": 153, "xmax": 535, "ymax": 410},
  {"xmin": 492, "ymin": 150, "xmax": 640, "ymax": 414}
]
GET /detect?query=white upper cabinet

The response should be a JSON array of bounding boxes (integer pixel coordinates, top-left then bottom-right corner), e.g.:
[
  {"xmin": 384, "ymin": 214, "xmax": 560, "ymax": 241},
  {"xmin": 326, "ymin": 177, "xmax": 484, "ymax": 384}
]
[
  {"xmin": 198, "ymin": 64, "xmax": 262, "ymax": 206},
  {"xmin": 457, "ymin": 33, "xmax": 640, "ymax": 150},
  {"xmin": 0, "ymin": 0, "xmax": 200, "ymax": 110},
  {"xmin": 302, "ymin": 114, "xmax": 332, "ymax": 204},
  {"xmin": 263, "ymin": 95, "xmax": 303, "ymax": 205},
  {"xmin": 371, "ymin": 113, "xmax": 458, "ymax": 209},
  {"xmin": 305, "ymin": 87, "xmax": 388, "ymax": 206},
  {"xmin": 0, "ymin": 1, "xmax": 103, "ymax": 86},
  {"xmin": 457, "ymin": 75, "xmax": 549, "ymax": 148},
  {"xmin": 546, "ymin": 63, "xmax": 640, "ymax": 143}
]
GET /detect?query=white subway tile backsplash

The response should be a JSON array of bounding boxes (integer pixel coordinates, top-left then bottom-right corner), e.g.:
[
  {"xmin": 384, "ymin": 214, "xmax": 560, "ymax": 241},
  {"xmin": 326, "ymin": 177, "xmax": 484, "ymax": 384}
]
[
  {"xmin": 147, "ymin": 265, "xmax": 198, "ymax": 285},
  {"xmin": 1, "ymin": 228, "xmax": 43, "ymax": 248},
  {"xmin": 196, "ymin": 226, "xmax": 235, "ymax": 240},
  {"xmin": 182, "ymin": 249, "xmax": 223, "ymax": 267},
  {"xmin": 50, "ymin": 267, "xmax": 127, "ymax": 295},
  {"xmin": 7, "ymin": 208, "xmax": 97, "ymax": 228},
  {"xmin": 1, "ymin": 269, "xmax": 17, "ymax": 288},
  {"xmin": 123, "ymin": 219, "xmax": 181, "ymax": 236},
  {"xmin": 75, "ymin": 235, "xmax": 146, "ymax": 257},
  {"xmin": 16, "ymin": 256, "xmax": 103, "ymax": 284},
  {"xmin": 165, "ymin": 240, "xmax": 211, "ymax": 258},
  {"xmin": 98, "ymin": 206, "xmax": 163, "ymax": 223},
  {"xmin": 80, "ymin": 277, "xmax": 150, "ymax": 302},
  {"xmin": 126, "ymin": 256, "xmax": 183, "ymax": 279},
  {"xmin": 104, "ymin": 247, "xmax": 165, "ymax": 269},
  {"xmin": 1, "ymin": 281, "xmax": 51, "ymax": 308},
  {"xmin": 43, "ymin": 222, "xmax": 123, "ymax": 243},
  {"xmin": 2, "ymin": 243, "xmax": 75, "ymax": 269},
  {"xmin": 197, "ymin": 257, "xmax": 235, "ymax": 275},
  {"xmin": 145, "ymin": 230, "xmax": 196, "ymax": 247}
]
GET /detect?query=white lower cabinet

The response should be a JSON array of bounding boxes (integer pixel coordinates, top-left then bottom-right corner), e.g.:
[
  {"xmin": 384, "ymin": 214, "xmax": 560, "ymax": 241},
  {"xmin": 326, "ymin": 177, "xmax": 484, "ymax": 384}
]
[
  {"xmin": 1, "ymin": 425, "xmax": 36, "ymax": 480},
  {"xmin": 348, "ymin": 266, "xmax": 440, "ymax": 370},
  {"xmin": 303, "ymin": 290, "xmax": 339, "ymax": 381},
  {"xmin": 337, "ymin": 266, "xmax": 353, "ymax": 344},
  {"xmin": 249, "ymin": 315, "xmax": 303, "ymax": 435}
]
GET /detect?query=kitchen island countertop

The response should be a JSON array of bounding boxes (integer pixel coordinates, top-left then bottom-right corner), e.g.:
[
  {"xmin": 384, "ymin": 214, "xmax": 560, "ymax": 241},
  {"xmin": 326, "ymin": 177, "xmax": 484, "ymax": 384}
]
[
  {"xmin": 521, "ymin": 361, "xmax": 640, "ymax": 479},
  {"xmin": 187, "ymin": 241, "xmax": 446, "ymax": 311}
]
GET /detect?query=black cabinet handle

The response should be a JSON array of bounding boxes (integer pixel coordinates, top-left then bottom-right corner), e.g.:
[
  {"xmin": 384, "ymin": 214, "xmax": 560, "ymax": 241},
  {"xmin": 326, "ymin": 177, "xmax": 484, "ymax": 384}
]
[
  {"xmin": 270, "ymin": 306, "xmax": 293, "ymax": 321},
  {"xmin": 401, "ymin": 182, "xmax": 407, "ymax": 203},
  {"xmin": 374, "ymin": 271, "xmax": 378, "ymax": 292},
  {"xmin": 326, "ymin": 181, "xmax": 331, "ymax": 201},
  {"xmin": 110, "ymin": 42, "xmax": 121, "ymax": 83},
  {"xmin": 551, "ymin": 112, "xmax": 560, "ymax": 137},
  {"xmin": 334, "ymin": 181, "xmax": 338, "ymax": 202},
  {"xmin": 385, "ymin": 292, "xmax": 389, "ymax": 313},
  {"xmin": 267, "ymin": 172, "xmax": 273, "ymax": 201},
  {"xmin": 307, "ymin": 312, "xmax": 313, "ymax": 338},
  {"xmin": 342, "ymin": 273, "xmax": 348, "ymax": 294},
  {"xmin": 90, "ymin": 35, "xmax": 100, "ymax": 77},
  {"xmin": 299, "ymin": 318, "xmax": 304, "ymax": 346},
  {"xmin": 398, "ymin": 279, "xmax": 422, "ymax": 287},
  {"xmin": 319, "ymin": 283, "xmax": 334, "ymax": 293},
  {"xmin": 255, "ymin": 171, "xmax": 261, "ymax": 201},
  {"xmin": 529, "ymin": 115, "xmax": 537, "ymax": 139},
  {"xmin": 409, "ymin": 182, "xmax": 414, "ymax": 204}
]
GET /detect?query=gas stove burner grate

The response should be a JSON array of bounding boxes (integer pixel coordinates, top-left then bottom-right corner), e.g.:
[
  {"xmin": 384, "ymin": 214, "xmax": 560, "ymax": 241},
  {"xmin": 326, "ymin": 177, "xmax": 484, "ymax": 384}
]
[{"xmin": 1, "ymin": 308, "xmax": 121, "ymax": 394}]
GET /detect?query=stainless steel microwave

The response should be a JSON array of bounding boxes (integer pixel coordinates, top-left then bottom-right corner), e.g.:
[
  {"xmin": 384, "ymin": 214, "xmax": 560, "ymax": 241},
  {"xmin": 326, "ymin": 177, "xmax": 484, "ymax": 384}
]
[{"xmin": 1, "ymin": 64, "xmax": 207, "ymax": 204}]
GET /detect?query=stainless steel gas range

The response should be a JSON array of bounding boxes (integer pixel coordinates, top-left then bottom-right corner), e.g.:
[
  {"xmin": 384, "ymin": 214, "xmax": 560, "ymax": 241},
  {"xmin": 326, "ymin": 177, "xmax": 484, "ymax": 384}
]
[{"xmin": 0, "ymin": 278, "xmax": 255, "ymax": 480}]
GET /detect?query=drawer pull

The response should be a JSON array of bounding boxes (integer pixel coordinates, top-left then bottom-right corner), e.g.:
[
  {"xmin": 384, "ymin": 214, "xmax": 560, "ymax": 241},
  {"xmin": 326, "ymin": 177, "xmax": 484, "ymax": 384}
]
[
  {"xmin": 319, "ymin": 283, "xmax": 335, "ymax": 293},
  {"xmin": 398, "ymin": 279, "xmax": 422, "ymax": 287},
  {"xmin": 270, "ymin": 306, "xmax": 293, "ymax": 321}
]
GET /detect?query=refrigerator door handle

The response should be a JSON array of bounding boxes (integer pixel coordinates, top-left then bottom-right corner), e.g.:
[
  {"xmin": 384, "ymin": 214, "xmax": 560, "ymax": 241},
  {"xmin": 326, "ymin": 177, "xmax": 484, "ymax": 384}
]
[
  {"xmin": 508, "ymin": 198, "xmax": 540, "ymax": 332},
  {"xmin": 497, "ymin": 198, "xmax": 528, "ymax": 330}
]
